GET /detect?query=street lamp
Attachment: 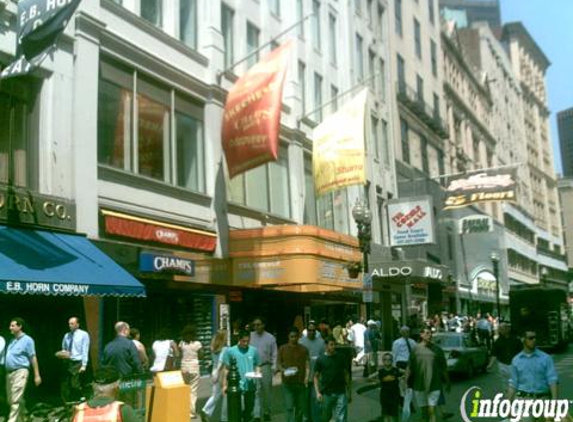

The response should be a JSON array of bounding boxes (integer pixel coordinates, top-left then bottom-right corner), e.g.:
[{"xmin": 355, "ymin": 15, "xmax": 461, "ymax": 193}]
[
  {"xmin": 352, "ymin": 198, "xmax": 372, "ymax": 315},
  {"xmin": 540, "ymin": 266, "xmax": 549, "ymax": 285},
  {"xmin": 490, "ymin": 252, "xmax": 501, "ymax": 320}
]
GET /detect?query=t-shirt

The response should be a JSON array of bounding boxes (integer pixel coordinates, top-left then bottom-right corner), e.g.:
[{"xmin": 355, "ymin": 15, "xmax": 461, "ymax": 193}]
[
  {"xmin": 298, "ymin": 336, "xmax": 325, "ymax": 379},
  {"xmin": 5, "ymin": 334, "xmax": 36, "ymax": 371},
  {"xmin": 278, "ymin": 343, "xmax": 308, "ymax": 385},
  {"xmin": 222, "ymin": 345, "xmax": 260, "ymax": 392},
  {"xmin": 314, "ymin": 352, "xmax": 347, "ymax": 395},
  {"xmin": 492, "ymin": 336, "xmax": 522, "ymax": 365},
  {"xmin": 81, "ymin": 397, "xmax": 139, "ymax": 422},
  {"xmin": 378, "ymin": 367, "xmax": 401, "ymax": 399},
  {"xmin": 408, "ymin": 343, "xmax": 446, "ymax": 393}
]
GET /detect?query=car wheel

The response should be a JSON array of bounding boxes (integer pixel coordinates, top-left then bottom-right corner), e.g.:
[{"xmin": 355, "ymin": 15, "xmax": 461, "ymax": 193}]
[{"xmin": 467, "ymin": 361, "xmax": 475, "ymax": 378}]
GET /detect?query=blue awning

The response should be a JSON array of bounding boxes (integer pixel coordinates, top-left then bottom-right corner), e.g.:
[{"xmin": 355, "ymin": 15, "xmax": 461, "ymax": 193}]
[{"xmin": 0, "ymin": 225, "xmax": 146, "ymax": 297}]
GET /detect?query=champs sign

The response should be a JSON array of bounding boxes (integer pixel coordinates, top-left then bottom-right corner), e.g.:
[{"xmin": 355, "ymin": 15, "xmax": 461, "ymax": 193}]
[
  {"xmin": 222, "ymin": 41, "xmax": 292, "ymax": 177},
  {"xmin": 444, "ymin": 167, "xmax": 517, "ymax": 210}
]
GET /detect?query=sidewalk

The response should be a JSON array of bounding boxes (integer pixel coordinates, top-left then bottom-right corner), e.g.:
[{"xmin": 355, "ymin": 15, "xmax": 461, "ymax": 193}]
[{"xmin": 196, "ymin": 365, "xmax": 381, "ymax": 422}]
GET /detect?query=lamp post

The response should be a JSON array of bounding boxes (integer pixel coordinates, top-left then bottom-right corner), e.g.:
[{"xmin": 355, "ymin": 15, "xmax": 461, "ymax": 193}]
[
  {"xmin": 540, "ymin": 266, "xmax": 549, "ymax": 286},
  {"xmin": 352, "ymin": 198, "xmax": 372, "ymax": 316},
  {"xmin": 490, "ymin": 252, "xmax": 501, "ymax": 320}
]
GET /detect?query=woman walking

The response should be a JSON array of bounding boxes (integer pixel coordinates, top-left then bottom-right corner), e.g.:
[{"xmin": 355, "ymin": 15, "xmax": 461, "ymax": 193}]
[
  {"xmin": 180, "ymin": 325, "xmax": 203, "ymax": 419},
  {"xmin": 150, "ymin": 328, "xmax": 179, "ymax": 373},
  {"xmin": 200, "ymin": 330, "xmax": 228, "ymax": 422}
]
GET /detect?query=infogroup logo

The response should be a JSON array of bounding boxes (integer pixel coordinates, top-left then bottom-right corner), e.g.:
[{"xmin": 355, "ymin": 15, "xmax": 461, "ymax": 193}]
[{"xmin": 460, "ymin": 387, "xmax": 570, "ymax": 422}]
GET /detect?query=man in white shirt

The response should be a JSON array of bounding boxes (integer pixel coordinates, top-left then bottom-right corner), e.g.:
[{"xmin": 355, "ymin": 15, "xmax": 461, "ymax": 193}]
[
  {"xmin": 57, "ymin": 316, "xmax": 90, "ymax": 402},
  {"xmin": 349, "ymin": 317, "xmax": 367, "ymax": 365},
  {"xmin": 250, "ymin": 317, "xmax": 277, "ymax": 422},
  {"xmin": 392, "ymin": 326, "xmax": 417, "ymax": 371}
]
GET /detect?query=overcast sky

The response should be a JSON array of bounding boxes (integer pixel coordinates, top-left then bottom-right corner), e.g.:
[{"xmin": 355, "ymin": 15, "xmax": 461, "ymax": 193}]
[{"xmin": 500, "ymin": 0, "xmax": 573, "ymax": 175}]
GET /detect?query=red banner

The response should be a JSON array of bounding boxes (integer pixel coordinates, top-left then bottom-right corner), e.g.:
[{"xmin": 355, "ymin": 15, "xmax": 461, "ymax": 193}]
[
  {"xmin": 104, "ymin": 213, "xmax": 217, "ymax": 252},
  {"xmin": 222, "ymin": 41, "xmax": 292, "ymax": 178}
]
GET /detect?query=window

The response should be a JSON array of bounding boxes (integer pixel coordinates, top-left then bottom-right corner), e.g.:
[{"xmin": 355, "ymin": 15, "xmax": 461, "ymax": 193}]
[
  {"xmin": 394, "ymin": 0, "xmax": 402, "ymax": 36},
  {"xmin": 314, "ymin": 73, "xmax": 323, "ymax": 121},
  {"xmin": 381, "ymin": 119, "xmax": 390, "ymax": 165},
  {"xmin": 180, "ymin": 0, "xmax": 197, "ymax": 49},
  {"xmin": 269, "ymin": 0, "xmax": 280, "ymax": 16},
  {"xmin": 0, "ymin": 78, "xmax": 37, "ymax": 188},
  {"xmin": 303, "ymin": 159, "xmax": 317, "ymax": 225},
  {"xmin": 377, "ymin": 4, "xmax": 385, "ymax": 39},
  {"xmin": 298, "ymin": 61, "xmax": 306, "ymax": 113},
  {"xmin": 141, "ymin": 0, "xmax": 162, "ymax": 27},
  {"xmin": 433, "ymin": 93, "xmax": 440, "ymax": 119},
  {"xmin": 367, "ymin": 0, "xmax": 373, "ymax": 23},
  {"xmin": 416, "ymin": 74, "xmax": 424, "ymax": 103},
  {"xmin": 317, "ymin": 189, "xmax": 350, "ymax": 234},
  {"xmin": 355, "ymin": 34, "xmax": 364, "ymax": 82},
  {"xmin": 438, "ymin": 149, "xmax": 445, "ymax": 176},
  {"xmin": 397, "ymin": 54, "xmax": 405, "ymax": 93},
  {"xmin": 371, "ymin": 115, "xmax": 380, "ymax": 159},
  {"xmin": 229, "ymin": 146, "xmax": 291, "ymax": 218},
  {"xmin": 221, "ymin": 4, "xmax": 234, "ymax": 68},
  {"xmin": 400, "ymin": 118, "xmax": 410, "ymax": 164},
  {"xmin": 430, "ymin": 39, "xmax": 437, "ymax": 76},
  {"xmin": 97, "ymin": 59, "xmax": 205, "ymax": 192},
  {"xmin": 328, "ymin": 13, "xmax": 337, "ymax": 66},
  {"xmin": 414, "ymin": 19, "xmax": 421, "ymax": 59},
  {"xmin": 355, "ymin": 0, "xmax": 361, "ymax": 13},
  {"xmin": 246, "ymin": 22, "xmax": 260, "ymax": 68},
  {"xmin": 369, "ymin": 50, "xmax": 376, "ymax": 91},
  {"xmin": 378, "ymin": 59, "xmax": 385, "ymax": 99},
  {"xmin": 297, "ymin": 0, "xmax": 304, "ymax": 37},
  {"xmin": 421, "ymin": 136, "xmax": 429, "ymax": 174},
  {"xmin": 377, "ymin": 194, "xmax": 386, "ymax": 243},
  {"xmin": 331, "ymin": 85, "xmax": 338, "ymax": 113},
  {"xmin": 428, "ymin": 0, "xmax": 435, "ymax": 25},
  {"xmin": 312, "ymin": 0, "xmax": 321, "ymax": 51}
]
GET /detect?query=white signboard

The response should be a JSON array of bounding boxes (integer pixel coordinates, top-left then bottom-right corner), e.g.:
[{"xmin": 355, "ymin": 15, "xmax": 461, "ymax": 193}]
[{"xmin": 387, "ymin": 197, "xmax": 435, "ymax": 246}]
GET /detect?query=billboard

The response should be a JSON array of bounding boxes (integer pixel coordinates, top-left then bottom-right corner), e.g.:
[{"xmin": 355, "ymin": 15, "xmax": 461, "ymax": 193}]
[
  {"xmin": 312, "ymin": 89, "xmax": 368, "ymax": 196},
  {"xmin": 444, "ymin": 167, "xmax": 517, "ymax": 210},
  {"xmin": 222, "ymin": 41, "xmax": 292, "ymax": 178},
  {"xmin": 387, "ymin": 197, "xmax": 435, "ymax": 246}
]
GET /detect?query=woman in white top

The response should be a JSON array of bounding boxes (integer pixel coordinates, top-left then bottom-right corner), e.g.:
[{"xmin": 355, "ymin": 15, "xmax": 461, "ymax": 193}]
[
  {"xmin": 150, "ymin": 328, "xmax": 179, "ymax": 373},
  {"xmin": 179, "ymin": 325, "xmax": 203, "ymax": 419}
]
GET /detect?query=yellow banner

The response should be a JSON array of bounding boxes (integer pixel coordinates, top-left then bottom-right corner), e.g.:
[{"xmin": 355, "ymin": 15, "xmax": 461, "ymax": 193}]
[{"xmin": 312, "ymin": 89, "xmax": 368, "ymax": 196}]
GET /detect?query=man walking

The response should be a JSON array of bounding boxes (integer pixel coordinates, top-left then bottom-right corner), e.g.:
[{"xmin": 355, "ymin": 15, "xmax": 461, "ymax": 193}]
[
  {"xmin": 250, "ymin": 317, "xmax": 277, "ymax": 422},
  {"xmin": 278, "ymin": 327, "xmax": 309, "ymax": 422},
  {"xmin": 476, "ymin": 313, "xmax": 492, "ymax": 350},
  {"xmin": 392, "ymin": 326, "xmax": 416, "ymax": 371},
  {"xmin": 222, "ymin": 330, "xmax": 261, "ymax": 422},
  {"xmin": 406, "ymin": 328, "xmax": 449, "ymax": 422},
  {"xmin": 349, "ymin": 317, "xmax": 366, "ymax": 366},
  {"xmin": 299, "ymin": 322, "xmax": 325, "ymax": 422},
  {"xmin": 486, "ymin": 322, "xmax": 521, "ymax": 394},
  {"xmin": 5, "ymin": 317, "xmax": 42, "ymax": 422},
  {"xmin": 314, "ymin": 337, "xmax": 351, "ymax": 422},
  {"xmin": 57, "ymin": 316, "xmax": 90, "ymax": 402},
  {"xmin": 507, "ymin": 329, "xmax": 559, "ymax": 421}
]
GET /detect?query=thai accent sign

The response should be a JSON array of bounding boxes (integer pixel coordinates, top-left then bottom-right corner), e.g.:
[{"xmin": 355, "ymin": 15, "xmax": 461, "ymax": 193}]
[
  {"xmin": 458, "ymin": 215, "xmax": 493, "ymax": 235},
  {"xmin": 222, "ymin": 40, "xmax": 292, "ymax": 177},
  {"xmin": 444, "ymin": 167, "xmax": 517, "ymax": 210},
  {"xmin": 387, "ymin": 196, "xmax": 435, "ymax": 246},
  {"xmin": 313, "ymin": 89, "xmax": 368, "ymax": 196},
  {"xmin": 0, "ymin": 185, "xmax": 75, "ymax": 231},
  {"xmin": 1, "ymin": 0, "xmax": 82, "ymax": 79},
  {"xmin": 139, "ymin": 252, "xmax": 195, "ymax": 276}
]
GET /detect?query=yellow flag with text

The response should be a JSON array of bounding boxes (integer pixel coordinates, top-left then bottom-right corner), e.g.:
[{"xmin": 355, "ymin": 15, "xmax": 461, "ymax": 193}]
[{"xmin": 313, "ymin": 89, "xmax": 368, "ymax": 196}]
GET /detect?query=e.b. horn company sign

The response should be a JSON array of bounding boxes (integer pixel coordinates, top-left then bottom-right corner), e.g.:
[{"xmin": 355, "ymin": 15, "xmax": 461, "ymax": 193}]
[{"xmin": 387, "ymin": 197, "xmax": 435, "ymax": 247}]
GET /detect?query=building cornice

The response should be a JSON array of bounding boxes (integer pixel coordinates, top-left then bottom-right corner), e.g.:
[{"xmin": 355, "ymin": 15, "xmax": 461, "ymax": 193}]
[{"xmin": 502, "ymin": 22, "xmax": 551, "ymax": 71}]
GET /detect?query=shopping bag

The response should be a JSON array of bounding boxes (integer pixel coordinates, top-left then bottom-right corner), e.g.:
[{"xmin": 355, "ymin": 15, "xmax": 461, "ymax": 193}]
[{"xmin": 402, "ymin": 388, "xmax": 413, "ymax": 422}]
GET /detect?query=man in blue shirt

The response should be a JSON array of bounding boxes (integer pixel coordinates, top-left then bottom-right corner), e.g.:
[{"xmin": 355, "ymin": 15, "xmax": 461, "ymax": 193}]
[
  {"xmin": 222, "ymin": 330, "xmax": 261, "ymax": 422},
  {"xmin": 57, "ymin": 316, "xmax": 91, "ymax": 402},
  {"xmin": 5, "ymin": 317, "xmax": 42, "ymax": 422},
  {"xmin": 508, "ymin": 329, "xmax": 559, "ymax": 402}
]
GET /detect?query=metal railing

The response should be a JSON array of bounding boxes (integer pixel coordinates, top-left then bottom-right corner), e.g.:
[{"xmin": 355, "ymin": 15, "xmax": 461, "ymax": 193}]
[{"xmin": 396, "ymin": 82, "xmax": 449, "ymax": 138}]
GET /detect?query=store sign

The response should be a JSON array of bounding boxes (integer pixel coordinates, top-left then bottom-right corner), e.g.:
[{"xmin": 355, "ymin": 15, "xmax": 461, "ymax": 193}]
[
  {"xmin": 459, "ymin": 215, "xmax": 493, "ymax": 235},
  {"xmin": 444, "ymin": 167, "xmax": 517, "ymax": 210},
  {"xmin": 139, "ymin": 252, "xmax": 194, "ymax": 276},
  {"xmin": 4, "ymin": 281, "xmax": 90, "ymax": 295},
  {"xmin": 388, "ymin": 197, "xmax": 435, "ymax": 246},
  {"xmin": 0, "ymin": 185, "xmax": 76, "ymax": 231},
  {"xmin": 370, "ymin": 260, "xmax": 447, "ymax": 282}
]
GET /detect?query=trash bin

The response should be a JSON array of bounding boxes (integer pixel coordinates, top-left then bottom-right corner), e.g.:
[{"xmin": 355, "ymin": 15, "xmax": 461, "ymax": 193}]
[{"xmin": 145, "ymin": 371, "xmax": 190, "ymax": 422}]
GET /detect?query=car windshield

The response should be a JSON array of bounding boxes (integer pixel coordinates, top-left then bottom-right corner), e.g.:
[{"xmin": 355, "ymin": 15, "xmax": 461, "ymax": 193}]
[{"xmin": 433, "ymin": 335, "xmax": 462, "ymax": 348}]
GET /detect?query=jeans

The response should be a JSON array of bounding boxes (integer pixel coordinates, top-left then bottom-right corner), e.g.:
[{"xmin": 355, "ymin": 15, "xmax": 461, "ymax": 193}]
[
  {"xmin": 303, "ymin": 384, "xmax": 321, "ymax": 422},
  {"xmin": 203, "ymin": 381, "xmax": 228, "ymax": 421},
  {"xmin": 321, "ymin": 393, "xmax": 347, "ymax": 422},
  {"xmin": 283, "ymin": 384, "xmax": 305, "ymax": 422}
]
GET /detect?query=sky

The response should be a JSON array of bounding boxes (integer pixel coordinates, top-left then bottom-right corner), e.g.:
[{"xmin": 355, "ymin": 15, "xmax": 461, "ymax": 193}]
[{"xmin": 500, "ymin": 0, "xmax": 573, "ymax": 175}]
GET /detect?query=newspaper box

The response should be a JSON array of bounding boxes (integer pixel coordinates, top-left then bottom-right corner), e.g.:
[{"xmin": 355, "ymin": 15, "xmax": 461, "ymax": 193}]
[{"xmin": 146, "ymin": 371, "xmax": 190, "ymax": 422}]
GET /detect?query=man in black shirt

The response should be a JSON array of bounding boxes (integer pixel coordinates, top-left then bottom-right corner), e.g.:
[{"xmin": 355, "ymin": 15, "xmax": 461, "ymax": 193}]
[
  {"xmin": 487, "ymin": 322, "xmax": 521, "ymax": 394},
  {"xmin": 313, "ymin": 337, "xmax": 350, "ymax": 422}
]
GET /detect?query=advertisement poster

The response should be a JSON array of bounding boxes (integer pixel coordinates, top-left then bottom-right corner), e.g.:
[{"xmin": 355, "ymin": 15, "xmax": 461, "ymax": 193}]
[{"xmin": 387, "ymin": 197, "xmax": 435, "ymax": 246}]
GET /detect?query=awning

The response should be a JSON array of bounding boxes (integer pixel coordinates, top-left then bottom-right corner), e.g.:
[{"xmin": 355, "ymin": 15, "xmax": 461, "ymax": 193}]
[{"xmin": 0, "ymin": 225, "xmax": 146, "ymax": 297}]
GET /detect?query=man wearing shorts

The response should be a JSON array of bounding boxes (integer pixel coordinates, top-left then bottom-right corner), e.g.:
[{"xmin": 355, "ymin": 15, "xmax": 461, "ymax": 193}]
[{"xmin": 406, "ymin": 328, "xmax": 450, "ymax": 422}]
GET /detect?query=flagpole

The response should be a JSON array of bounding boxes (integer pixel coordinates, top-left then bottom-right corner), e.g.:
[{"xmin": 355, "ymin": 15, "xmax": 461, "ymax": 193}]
[
  {"xmin": 402, "ymin": 162, "xmax": 525, "ymax": 184},
  {"xmin": 297, "ymin": 71, "xmax": 381, "ymax": 123},
  {"xmin": 217, "ymin": 13, "xmax": 314, "ymax": 83}
]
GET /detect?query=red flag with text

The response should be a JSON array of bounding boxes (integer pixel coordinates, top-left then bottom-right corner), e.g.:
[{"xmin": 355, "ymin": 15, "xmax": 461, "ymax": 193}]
[{"xmin": 222, "ymin": 41, "xmax": 292, "ymax": 178}]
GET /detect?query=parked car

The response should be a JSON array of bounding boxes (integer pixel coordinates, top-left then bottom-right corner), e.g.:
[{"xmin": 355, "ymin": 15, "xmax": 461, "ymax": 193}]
[{"xmin": 432, "ymin": 332, "xmax": 488, "ymax": 378}]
